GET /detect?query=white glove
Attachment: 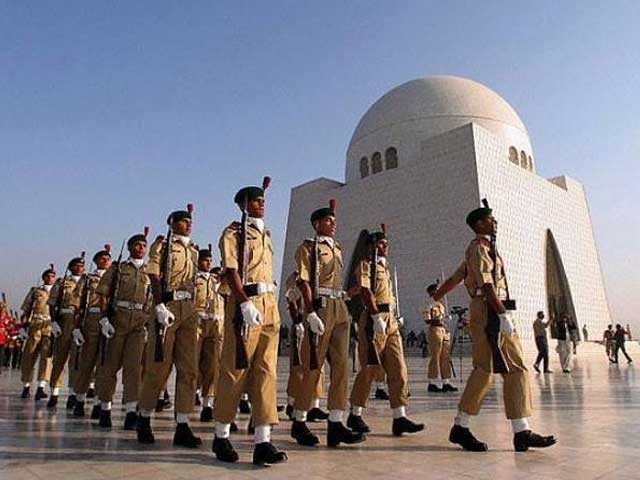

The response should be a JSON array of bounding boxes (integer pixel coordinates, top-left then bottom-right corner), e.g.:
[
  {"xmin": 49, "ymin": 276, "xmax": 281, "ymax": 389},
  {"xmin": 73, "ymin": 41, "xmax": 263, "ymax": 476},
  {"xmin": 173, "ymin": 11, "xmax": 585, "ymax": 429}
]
[
  {"xmin": 396, "ymin": 316, "xmax": 405, "ymax": 328},
  {"xmin": 155, "ymin": 303, "xmax": 176, "ymax": 327},
  {"xmin": 99, "ymin": 317, "xmax": 115, "ymax": 338},
  {"xmin": 294, "ymin": 322, "xmax": 305, "ymax": 342},
  {"xmin": 240, "ymin": 300, "xmax": 262, "ymax": 327},
  {"xmin": 19, "ymin": 328, "xmax": 28, "ymax": 341},
  {"xmin": 306, "ymin": 311, "xmax": 325, "ymax": 335},
  {"xmin": 498, "ymin": 311, "xmax": 515, "ymax": 336},
  {"xmin": 72, "ymin": 328, "xmax": 85, "ymax": 346},
  {"xmin": 372, "ymin": 313, "xmax": 387, "ymax": 334},
  {"xmin": 51, "ymin": 321, "xmax": 62, "ymax": 338}
]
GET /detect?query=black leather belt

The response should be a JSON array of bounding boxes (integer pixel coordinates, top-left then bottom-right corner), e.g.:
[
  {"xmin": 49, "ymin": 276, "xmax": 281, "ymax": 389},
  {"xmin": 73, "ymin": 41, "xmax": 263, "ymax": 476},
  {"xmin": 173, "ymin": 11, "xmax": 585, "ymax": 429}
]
[{"xmin": 376, "ymin": 304, "xmax": 390, "ymax": 313}]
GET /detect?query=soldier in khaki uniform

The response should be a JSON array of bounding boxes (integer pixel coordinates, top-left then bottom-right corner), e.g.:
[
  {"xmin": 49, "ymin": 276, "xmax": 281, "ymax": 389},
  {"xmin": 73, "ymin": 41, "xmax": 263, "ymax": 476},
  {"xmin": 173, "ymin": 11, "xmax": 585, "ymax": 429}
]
[
  {"xmin": 212, "ymin": 183, "xmax": 287, "ymax": 466},
  {"xmin": 47, "ymin": 255, "xmax": 85, "ymax": 409},
  {"xmin": 423, "ymin": 284, "xmax": 457, "ymax": 393},
  {"xmin": 290, "ymin": 202, "xmax": 365, "ymax": 448},
  {"xmin": 347, "ymin": 229, "xmax": 423, "ymax": 436},
  {"xmin": 19, "ymin": 265, "xmax": 57, "ymax": 401},
  {"xmin": 72, "ymin": 246, "xmax": 112, "ymax": 418},
  {"xmin": 435, "ymin": 204, "xmax": 556, "ymax": 452},
  {"xmin": 95, "ymin": 231, "xmax": 152, "ymax": 430},
  {"xmin": 136, "ymin": 208, "xmax": 201, "ymax": 448},
  {"xmin": 194, "ymin": 249, "xmax": 224, "ymax": 423},
  {"xmin": 284, "ymin": 271, "xmax": 328, "ymax": 422}
]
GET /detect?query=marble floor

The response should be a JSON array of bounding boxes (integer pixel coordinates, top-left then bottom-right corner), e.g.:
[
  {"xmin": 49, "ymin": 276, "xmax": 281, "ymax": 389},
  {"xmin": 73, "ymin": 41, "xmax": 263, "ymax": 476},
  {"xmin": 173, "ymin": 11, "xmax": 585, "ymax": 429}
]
[{"xmin": 1, "ymin": 348, "xmax": 637, "ymax": 480}]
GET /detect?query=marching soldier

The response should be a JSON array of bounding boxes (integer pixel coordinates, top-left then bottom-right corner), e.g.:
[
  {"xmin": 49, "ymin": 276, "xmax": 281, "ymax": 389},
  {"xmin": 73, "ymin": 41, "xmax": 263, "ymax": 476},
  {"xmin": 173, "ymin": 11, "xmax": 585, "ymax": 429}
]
[
  {"xmin": 290, "ymin": 200, "xmax": 365, "ymax": 448},
  {"xmin": 47, "ymin": 255, "xmax": 85, "ymax": 408},
  {"xmin": 423, "ymin": 284, "xmax": 457, "ymax": 393},
  {"xmin": 284, "ymin": 271, "xmax": 328, "ymax": 422},
  {"xmin": 434, "ymin": 203, "xmax": 556, "ymax": 452},
  {"xmin": 212, "ymin": 180, "xmax": 287, "ymax": 465},
  {"xmin": 95, "ymin": 230, "xmax": 152, "ymax": 429},
  {"xmin": 136, "ymin": 207, "xmax": 202, "ymax": 448},
  {"xmin": 194, "ymin": 249, "xmax": 225, "ymax": 423},
  {"xmin": 72, "ymin": 245, "xmax": 112, "ymax": 418},
  {"xmin": 347, "ymin": 228, "xmax": 423, "ymax": 436},
  {"xmin": 19, "ymin": 265, "xmax": 56, "ymax": 400}
]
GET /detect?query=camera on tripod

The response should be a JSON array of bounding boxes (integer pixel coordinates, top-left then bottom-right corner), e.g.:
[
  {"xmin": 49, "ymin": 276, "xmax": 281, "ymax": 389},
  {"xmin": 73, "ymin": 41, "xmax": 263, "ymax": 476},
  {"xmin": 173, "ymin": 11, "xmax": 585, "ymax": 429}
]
[{"xmin": 450, "ymin": 306, "xmax": 469, "ymax": 329}]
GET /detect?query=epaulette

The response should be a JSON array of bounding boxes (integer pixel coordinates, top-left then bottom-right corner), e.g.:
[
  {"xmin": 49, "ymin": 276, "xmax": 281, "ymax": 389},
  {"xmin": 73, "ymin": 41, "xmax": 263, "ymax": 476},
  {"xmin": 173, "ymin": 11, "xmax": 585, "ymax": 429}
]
[
  {"xmin": 227, "ymin": 222, "xmax": 241, "ymax": 232},
  {"xmin": 472, "ymin": 237, "xmax": 490, "ymax": 248}
]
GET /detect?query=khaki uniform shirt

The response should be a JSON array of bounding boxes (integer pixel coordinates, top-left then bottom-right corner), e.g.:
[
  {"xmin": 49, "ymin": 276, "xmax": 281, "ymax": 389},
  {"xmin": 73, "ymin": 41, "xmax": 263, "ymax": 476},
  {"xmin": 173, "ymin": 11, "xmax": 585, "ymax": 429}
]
[
  {"xmin": 355, "ymin": 257, "xmax": 399, "ymax": 333},
  {"xmin": 21, "ymin": 286, "xmax": 51, "ymax": 317},
  {"xmin": 449, "ymin": 235, "xmax": 508, "ymax": 300},
  {"xmin": 424, "ymin": 300, "xmax": 446, "ymax": 327},
  {"xmin": 96, "ymin": 260, "xmax": 152, "ymax": 307},
  {"xmin": 79, "ymin": 272, "xmax": 108, "ymax": 312},
  {"xmin": 219, "ymin": 223, "xmax": 275, "ymax": 285},
  {"xmin": 195, "ymin": 272, "xmax": 224, "ymax": 320},
  {"xmin": 295, "ymin": 237, "xmax": 344, "ymax": 289},
  {"xmin": 533, "ymin": 318, "xmax": 549, "ymax": 338},
  {"xmin": 47, "ymin": 277, "xmax": 82, "ymax": 309},
  {"xmin": 147, "ymin": 237, "xmax": 198, "ymax": 292}
]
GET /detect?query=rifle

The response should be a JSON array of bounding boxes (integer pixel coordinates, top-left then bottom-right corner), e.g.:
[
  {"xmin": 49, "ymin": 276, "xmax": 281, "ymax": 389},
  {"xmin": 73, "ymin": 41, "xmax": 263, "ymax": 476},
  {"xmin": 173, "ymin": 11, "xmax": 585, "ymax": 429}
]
[
  {"xmin": 101, "ymin": 240, "xmax": 126, "ymax": 366},
  {"xmin": 307, "ymin": 236, "xmax": 323, "ymax": 371},
  {"xmin": 75, "ymin": 271, "xmax": 92, "ymax": 370},
  {"xmin": 481, "ymin": 198, "xmax": 510, "ymax": 374},
  {"xmin": 286, "ymin": 280, "xmax": 303, "ymax": 367},
  {"xmin": 365, "ymin": 234, "xmax": 381, "ymax": 366}
]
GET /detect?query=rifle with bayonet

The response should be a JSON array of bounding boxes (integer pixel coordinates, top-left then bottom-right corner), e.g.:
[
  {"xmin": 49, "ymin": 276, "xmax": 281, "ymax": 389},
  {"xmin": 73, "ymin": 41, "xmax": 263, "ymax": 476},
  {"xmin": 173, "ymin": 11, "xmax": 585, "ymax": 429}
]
[
  {"xmin": 101, "ymin": 239, "xmax": 127, "ymax": 366},
  {"xmin": 365, "ymin": 232, "xmax": 381, "ymax": 366},
  {"xmin": 75, "ymin": 271, "xmax": 91, "ymax": 370},
  {"xmin": 481, "ymin": 198, "xmax": 511, "ymax": 374},
  {"xmin": 307, "ymin": 235, "xmax": 324, "ymax": 372}
]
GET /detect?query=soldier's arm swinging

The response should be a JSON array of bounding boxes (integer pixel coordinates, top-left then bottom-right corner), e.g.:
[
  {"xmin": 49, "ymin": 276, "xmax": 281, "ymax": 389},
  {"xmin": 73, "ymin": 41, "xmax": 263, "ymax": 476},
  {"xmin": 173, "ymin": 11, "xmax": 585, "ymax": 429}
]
[{"xmin": 297, "ymin": 279, "xmax": 314, "ymax": 314}]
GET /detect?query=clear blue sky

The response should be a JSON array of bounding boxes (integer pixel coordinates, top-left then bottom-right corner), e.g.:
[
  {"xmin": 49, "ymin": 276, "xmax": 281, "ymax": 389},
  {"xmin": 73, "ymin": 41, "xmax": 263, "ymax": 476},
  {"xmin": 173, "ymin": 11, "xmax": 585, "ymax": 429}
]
[{"xmin": 1, "ymin": 1, "xmax": 638, "ymax": 331}]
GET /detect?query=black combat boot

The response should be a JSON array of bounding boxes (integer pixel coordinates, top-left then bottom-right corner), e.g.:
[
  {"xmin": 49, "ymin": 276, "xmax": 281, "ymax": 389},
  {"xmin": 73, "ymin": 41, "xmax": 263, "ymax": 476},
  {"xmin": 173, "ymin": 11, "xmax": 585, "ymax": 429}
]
[
  {"xmin": 513, "ymin": 430, "xmax": 557, "ymax": 452},
  {"xmin": 392, "ymin": 416, "xmax": 425, "ymax": 436},
  {"xmin": 285, "ymin": 404, "xmax": 294, "ymax": 420},
  {"xmin": 21, "ymin": 386, "xmax": 31, "ymax": 399},
  {"xmin": 46, "ymin": 395, "xmax": 59, "ymax": 408},
  {"xmin": 124, "ymin": 412, "xmax": 138, "ymax": 430},
  {"xmin": 173, "ymin": 423, "xmax": 202, "ymax": 448},
  {"xmin": 98, "ymin": 409, "xmax": 112, "ymax": 429},
  {"xmin": 449, "ymin": 424, "xmax": 488, "ymax": 452},
  {"xmin": 327, "ymin": 421, "xmax": 366, "ymax": 447},
  {"xmin": 347, "ymin": 413, "xmax": 371, "ymax": 433},
  {"xmin": 212, "ymin": 437, "xmax": 239, "ymax": 463},
  {"xmin": 136, "ymin": 416, "xmax": 154, "ymax": 444},
  {"xmin": 291, "ymin": 420, "xmax": 320, "ymax": 446},
  {"xmin": 307, "ymin": 407, "xmax": 329, "ymax": 422},
  {"xmin": 239, "ymin": 398, "xmax": 251, "ymax": 414},
  {"xmin": 66, "ymin": 394, "xmax": 77, "ymax": 409},
  {"xmin": 200, "ymin": 406, "xmax": 213, "ymax": 422},
  {"xmin": 374, "ymin": 387, "xmax": 390, "ymax": 400},
  {"xmin": 72, "ymin": 400, "xmax": 85, "ymax": 417},
  {"xmin": 90, "ymin": 404, "xmax": 101, "ymax": 419},
  {"xmin": 247, "ymin": 416, "xmax": 255, "ymax": 435},
  {"xmin": 442, "ymin": 383, "xmax": 458, "ymax": 392},
  {"xmin": 252, "ymin": 442, "xmax": 288, "ymax": 466},
  {"xmin": 427, "ymin": 384, "xmax": 443, "ymax": 393},
  {"xmin": 34, "ymin": 386, "xmax": 48, "ymax": 401}
]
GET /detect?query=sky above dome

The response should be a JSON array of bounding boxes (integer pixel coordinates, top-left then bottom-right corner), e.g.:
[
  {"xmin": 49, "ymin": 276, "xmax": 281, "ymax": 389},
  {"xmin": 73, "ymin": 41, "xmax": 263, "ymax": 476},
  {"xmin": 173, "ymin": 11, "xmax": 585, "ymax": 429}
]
[{"xmin": 1, "ymin": 1, "xmax": 638, "ymax": 330}]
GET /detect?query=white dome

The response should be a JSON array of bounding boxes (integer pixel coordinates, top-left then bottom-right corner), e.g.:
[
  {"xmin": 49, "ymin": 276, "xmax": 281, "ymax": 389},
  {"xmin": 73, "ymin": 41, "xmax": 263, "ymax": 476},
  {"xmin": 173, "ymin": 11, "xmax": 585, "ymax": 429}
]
[{"xmin": 346, "ymin": 76, "xmax": 533, "ymax": 181}]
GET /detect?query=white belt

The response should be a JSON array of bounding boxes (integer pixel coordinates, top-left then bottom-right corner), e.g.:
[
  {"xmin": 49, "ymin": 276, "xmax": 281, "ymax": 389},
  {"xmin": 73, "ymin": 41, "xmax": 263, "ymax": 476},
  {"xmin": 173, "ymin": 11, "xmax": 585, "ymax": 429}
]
[
  {"xmin": 317, "ymin": 287, "xmax": 345, "ymax": 299},
  {"xmin": 88, "ymin": 307, "xmax": 101, "ymax": 314},
  {"xmin": 247, "ymin": 282, "xmax": 277, "ymax": 294},
  {"xmin": 198, "ymin": 312, "xmax": 224, "ymax": 321},
  {"xmin": 59, "ymin": 307, "xmax": 76, "ymax": 314},
  {"xmin": 173, "ymin": 290, "xmax": 193, "ymax": 301},
  {"xmin": 116, "ymin": 300, "xmax": 144, "ymax": 311},
  {"xmin": 32, "ymin": 313, "xmax": 51, "ymax": 321}
]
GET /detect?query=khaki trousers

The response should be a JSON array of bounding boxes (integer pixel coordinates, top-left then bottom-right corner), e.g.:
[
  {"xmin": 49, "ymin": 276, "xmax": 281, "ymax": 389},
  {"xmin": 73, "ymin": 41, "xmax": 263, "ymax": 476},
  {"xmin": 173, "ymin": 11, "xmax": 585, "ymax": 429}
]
[
  {"xmin": 428, "ymin": 326, "xmax": 452, "ymax": 380},
  {"xmin": 50, "ymin": 312, "xmax": 77, "ymax": 390},
  {"xmin": 196, "ymin": 318, "xmax": 223, "ymax": 399},
  {"xmin": 139, "ymin": 300, "xmax": 198, "ymax": 414},
  {"xmin": 350, "ymin": 312, "xmax": 408, "ymax": 409},
  {"xmin": 96, "ymin": 309, "xmax": 147, "ymax": 404},
  {"xmin": 296, "ymin": 297, "xmax": 350, "ymax": 412},
  {"xmin": 287, "ymin": 363, "xmax": 324, "ymax": 401},
  {"xmin": 215, "ymin": 292, "xmax": 280, "ymax": 426},
  {"xmin": 73, "ymin": 314, "xmax": 101, "ymax": 394},
  {"xmin": 20, "ymin": 319, "xmax": 53, "ymax": 384},
  {"xmin": 458, "ymin": 298, "xmax": 532, "ymax": 419}
]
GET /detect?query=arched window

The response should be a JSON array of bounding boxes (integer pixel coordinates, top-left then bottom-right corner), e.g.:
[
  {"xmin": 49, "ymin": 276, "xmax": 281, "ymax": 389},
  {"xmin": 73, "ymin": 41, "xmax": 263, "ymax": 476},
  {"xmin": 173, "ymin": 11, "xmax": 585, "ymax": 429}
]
[
  {"xmin": 520, "ymin": 150, "xmax": 528, "ymax": 169},
  {"xmin": 528, "ymin": 155, "xmax": 533, "ymax": 171},
  {"xmin": 371, "ymin": 152, "xmax": 382, "ymax": 174},
  {"xmin": 359, "ymin": 157, "xmax": 369, "ymax": 178},
  {"xmin": 509, "ymin": 147, "xmax": 518, "ymax": 165},
  {"xmin": 385, "ymin": 147, "xmax": 398, "ymax": 169}
]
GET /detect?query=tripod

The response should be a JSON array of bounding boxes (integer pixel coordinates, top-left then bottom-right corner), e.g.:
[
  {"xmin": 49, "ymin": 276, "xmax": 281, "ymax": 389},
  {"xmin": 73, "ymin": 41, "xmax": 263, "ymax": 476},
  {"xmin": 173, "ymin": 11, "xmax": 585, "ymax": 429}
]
[{"xmin": 448, "ymin": 307, "xmax": 469, "ymax": 382}]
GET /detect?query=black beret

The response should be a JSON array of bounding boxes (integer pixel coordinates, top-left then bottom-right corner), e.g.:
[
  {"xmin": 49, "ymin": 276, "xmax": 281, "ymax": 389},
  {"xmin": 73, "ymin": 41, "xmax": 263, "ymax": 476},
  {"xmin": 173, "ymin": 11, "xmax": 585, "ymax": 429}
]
[
  {"xmin": 426, "ymin": 283, "xmax": 438, "ymax": 294},
  {"xmin": 211, "ymin": 266, "xmax": 222, "ymax": 275},
  {"xmin": 42, "ymin": 267, "xmax": 56, "ymax": 279},
  {"xmin": 167, "ymin": 210, "xmax": 192, "ymax": 225},
  {"xmin": 310, "ymin": 207, "xmax": 335, "ymax": 224},
  {"xmin": 92, "ymin": 246, "xmax": 112, "ymax": 263},
  {"xmin": 367, "ymin": 231, "xmax": 386, "ymax": 244},
  {"xmin": 465, "ymin": 207, "xmax": 492, "ymax": 228},
  {"xmin": 127, "ymin": 234, "xmax": 148, "ymax": 248},
  {"xmin": 67, "ymin": 257, "xmax": 85, "ymax": 269},
  {"xmin": 198, "ymin": 249, "xmax": 213, "ymax": 261},
  {"xmin": 234, "ymin": 186, "xmax": 264, "ymax": 205}
]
